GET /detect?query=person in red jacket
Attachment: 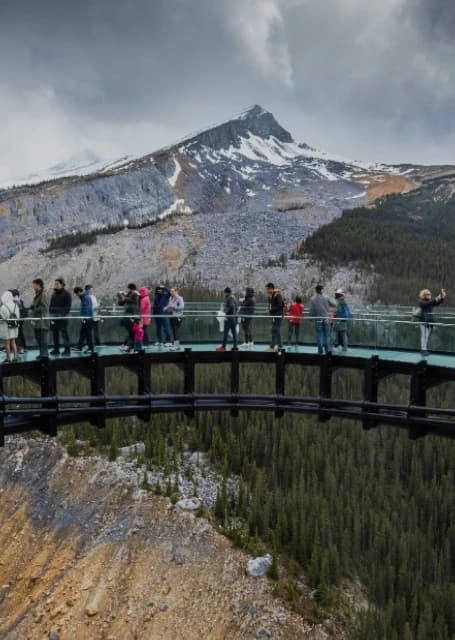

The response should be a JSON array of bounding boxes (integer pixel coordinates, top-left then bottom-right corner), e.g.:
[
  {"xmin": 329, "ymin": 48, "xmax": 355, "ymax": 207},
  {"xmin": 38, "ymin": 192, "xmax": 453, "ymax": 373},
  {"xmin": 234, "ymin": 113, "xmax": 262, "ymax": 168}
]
[{"xmin": 287, "ymin": 295, "xmax": 304, "ymax": 346}]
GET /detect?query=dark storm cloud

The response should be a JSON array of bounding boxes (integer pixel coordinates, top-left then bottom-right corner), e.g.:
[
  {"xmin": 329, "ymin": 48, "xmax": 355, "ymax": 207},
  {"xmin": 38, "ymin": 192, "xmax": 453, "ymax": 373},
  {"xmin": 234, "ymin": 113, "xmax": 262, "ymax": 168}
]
[
  {"xmin": 0, "ymin": 0, "xmax": 454, "ymax": 182},
  {"xmin": 408, "ymin": 0, "xmax": 455, "ymax": 39},
  {"xmin": 0, "ymin": 0, "xmax": 244, "ymax": 120}
]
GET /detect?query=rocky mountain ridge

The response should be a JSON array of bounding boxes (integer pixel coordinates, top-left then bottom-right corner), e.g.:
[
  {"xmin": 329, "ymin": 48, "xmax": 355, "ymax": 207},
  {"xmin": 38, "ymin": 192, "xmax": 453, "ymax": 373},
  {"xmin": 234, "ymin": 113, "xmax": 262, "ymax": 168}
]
[{"xmin": 1, "ymin": 105, "xmax": 454, "ymax": 297}]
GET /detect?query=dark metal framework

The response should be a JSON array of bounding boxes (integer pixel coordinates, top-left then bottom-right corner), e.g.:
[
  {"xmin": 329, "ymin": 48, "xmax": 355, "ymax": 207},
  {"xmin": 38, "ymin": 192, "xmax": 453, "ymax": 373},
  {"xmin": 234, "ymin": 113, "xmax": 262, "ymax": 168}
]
[{"xmin": 1, "ymin": 349, "xmax": 455, "ymax": 446}]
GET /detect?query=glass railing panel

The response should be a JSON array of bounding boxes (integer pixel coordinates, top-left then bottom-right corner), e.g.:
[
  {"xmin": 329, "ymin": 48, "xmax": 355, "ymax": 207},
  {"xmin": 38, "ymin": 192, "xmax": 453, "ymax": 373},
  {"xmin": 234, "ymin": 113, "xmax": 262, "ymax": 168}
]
[{"xmin": 8, "ymin": 309, "xmax": 455, "ymax": 355}]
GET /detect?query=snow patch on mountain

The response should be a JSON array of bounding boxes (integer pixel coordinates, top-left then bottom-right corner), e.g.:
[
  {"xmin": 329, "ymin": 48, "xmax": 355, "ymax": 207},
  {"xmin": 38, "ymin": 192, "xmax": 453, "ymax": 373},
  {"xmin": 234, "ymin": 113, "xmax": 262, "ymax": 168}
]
[
  {"xmin": 168, "ymin": 157, "xmax": 181, "ymax": 187},
  {"xmin": 0, "ymin": 150, "xmax": 134, "ymax": 190}
]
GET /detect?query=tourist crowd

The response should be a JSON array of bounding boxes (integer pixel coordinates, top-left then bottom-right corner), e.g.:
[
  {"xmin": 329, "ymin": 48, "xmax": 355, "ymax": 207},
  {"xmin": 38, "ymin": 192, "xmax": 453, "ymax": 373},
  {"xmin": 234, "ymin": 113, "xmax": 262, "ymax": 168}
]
[{"xmin": 0, "ymin": 278, "xmax": 447, "ymax": 362}]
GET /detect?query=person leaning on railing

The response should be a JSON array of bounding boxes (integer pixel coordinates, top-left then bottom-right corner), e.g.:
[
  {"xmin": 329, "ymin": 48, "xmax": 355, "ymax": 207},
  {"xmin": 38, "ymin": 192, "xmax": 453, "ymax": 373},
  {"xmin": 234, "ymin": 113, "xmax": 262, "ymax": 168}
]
[{"xmin": 417, "ymin": 287, "xmax": 446, "ymax": 355}]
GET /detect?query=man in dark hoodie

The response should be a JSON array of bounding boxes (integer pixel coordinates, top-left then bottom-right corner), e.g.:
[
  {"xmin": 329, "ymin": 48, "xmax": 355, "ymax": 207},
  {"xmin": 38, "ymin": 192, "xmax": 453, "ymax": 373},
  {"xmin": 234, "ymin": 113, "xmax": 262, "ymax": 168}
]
[
  {"xmin": 49, "ymin": 277, "xmax": 72, "ymax": 356},
  {"xmin": 152, "ymin": 283, "xmax": 172, "ymax": 346},
  {"xmin": 265, "ymin": 282, "xmax": 284, "ymax": 351},
  {"xmin": 239, "ymin": 287, "xmax": 255, "ymax": 348},
  {"xmin": 216, "ymin": 287, "xmax": 238, "ymax": 351}
]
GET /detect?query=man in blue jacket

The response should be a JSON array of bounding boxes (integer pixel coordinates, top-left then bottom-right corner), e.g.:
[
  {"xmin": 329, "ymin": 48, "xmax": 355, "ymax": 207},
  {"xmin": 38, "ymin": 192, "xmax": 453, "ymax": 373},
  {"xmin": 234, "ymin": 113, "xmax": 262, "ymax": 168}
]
[
  {"xmin": 73, "ymin": 286, "xmax": 94, "ymax": 353},
  {"xmin": 153, "ymin": 283, "xmax": 172, "ymax": 346}
]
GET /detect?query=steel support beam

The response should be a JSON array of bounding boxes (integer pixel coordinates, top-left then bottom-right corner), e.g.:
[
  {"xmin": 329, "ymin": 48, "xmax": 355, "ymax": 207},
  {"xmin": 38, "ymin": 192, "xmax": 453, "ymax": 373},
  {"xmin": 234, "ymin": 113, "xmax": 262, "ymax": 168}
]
[
  {"xmin": 183, "ymin": 348, "xmax": 195, "ymax": 418},
  {"xmin": 90, "ymin": 353, "xmax": 106, "ymax": 429},
  {"xmin": 40, "ymin": 358, "xmax": 57, "ymax": 438},
  {"xmin": 363, "ymin": 356, "xmax": 380, "ymax": 431}
]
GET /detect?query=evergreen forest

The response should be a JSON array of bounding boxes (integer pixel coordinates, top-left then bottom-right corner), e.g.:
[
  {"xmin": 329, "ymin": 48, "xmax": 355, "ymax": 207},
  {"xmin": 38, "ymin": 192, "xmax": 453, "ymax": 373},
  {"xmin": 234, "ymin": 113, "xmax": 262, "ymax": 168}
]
[
  {"xmin": 16, "ymin": 359, "xmax": 453, "ymax": 640},
  {"xmin": 303, "ymin": 182, "xmax": 455, "ymax": 304}
]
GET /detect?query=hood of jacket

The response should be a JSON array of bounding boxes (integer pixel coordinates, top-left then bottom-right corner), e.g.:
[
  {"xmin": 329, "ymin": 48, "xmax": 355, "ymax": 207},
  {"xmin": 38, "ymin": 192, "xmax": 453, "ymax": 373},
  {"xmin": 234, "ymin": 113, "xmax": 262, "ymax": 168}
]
[
  {"xmin": 138, "ymin": 286, "xmax": 149, "ymax": 297},
  {"xmin": 1, "ymin": 290, "xmax": 15, "ymax": 312}
]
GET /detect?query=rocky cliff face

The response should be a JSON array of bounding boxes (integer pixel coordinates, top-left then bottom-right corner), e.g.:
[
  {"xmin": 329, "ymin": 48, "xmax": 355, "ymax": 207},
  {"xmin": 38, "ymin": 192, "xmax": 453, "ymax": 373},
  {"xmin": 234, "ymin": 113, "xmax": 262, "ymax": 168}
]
[
  {"xmin": 0, "ymin": 164, "xmax": 175, "ymax": 259},
  {"xmin": 1, "ymin": 105, "xmax": 453, "ymax": 298},
  {"xmin": 0, "ymin": 437, "xmax": 347, "ymax": 639}
]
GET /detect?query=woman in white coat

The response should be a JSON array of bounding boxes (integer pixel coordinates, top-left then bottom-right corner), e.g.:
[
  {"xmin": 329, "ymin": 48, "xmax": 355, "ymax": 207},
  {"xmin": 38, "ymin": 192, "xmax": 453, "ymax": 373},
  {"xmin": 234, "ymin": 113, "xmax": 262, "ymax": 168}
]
[{"xmin": 0, "ymin": 290, "xmax": 20, "ymax": 363}]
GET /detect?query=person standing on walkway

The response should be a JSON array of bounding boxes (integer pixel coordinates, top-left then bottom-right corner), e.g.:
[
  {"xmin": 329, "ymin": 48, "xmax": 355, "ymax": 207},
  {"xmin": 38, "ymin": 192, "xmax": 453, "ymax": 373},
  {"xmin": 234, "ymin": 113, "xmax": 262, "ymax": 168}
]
[
  {"xmin": 417, "ymin": 288, "xmax": 446, "ymax": 354},
  {"xmin": 49, "ymin": 278, "xmax": 72, "ymax": 356},
  {"xmin": 164, "ymin": 287, "xmax": 184, "ymax": 350},
  {"xmin": 266, "ymin": 282, "xmax": 284, "ymax": 351},
  {"xmin": 152, "ymin": 283, "xmax": 172, "ymax": 347},
  {"xmin": 333, "ymin": 289, "xmax": 350, "ymax": 352},
  {"xmin": 30, "ymin": 278, "xmax": 50, "ymax": 359},
  {"xmin": 73, "ymin": 286, "xmax": 95, "ymax": 353},
  {"xmin": 117, "ymin": 283, "xmax": 140, "ymax": 351},
  {"xmin": 86, "ymin": 285, "xmax": 101, "ymax": 347},
  {"xmin": 9, "ymin": 289, "xmax": 27, "ymax": 354},
  {"xmin": 216, "ymin": 287, "xmax": 238, "ymax": 351},
  {"xmin": 138, "ymin": 286, "xmax": 152, "ymax": 346},
  {"xmin": 0, "ymin": 290, "xmax": 20, "ymax": 363},
  {"xmin": 309, "ymin": 284, "xmax": 336, "ymax": 355},
  {"xmin": 239, "ymin": 287, "xmax": 256, "ymax": 348},
  {"xmin": 286, "ymin": 295, "xmax": 304, "ymax": 347},
  {"xmin": 132, "ymin": 318, "xmax": 145, "ymax": 352}
]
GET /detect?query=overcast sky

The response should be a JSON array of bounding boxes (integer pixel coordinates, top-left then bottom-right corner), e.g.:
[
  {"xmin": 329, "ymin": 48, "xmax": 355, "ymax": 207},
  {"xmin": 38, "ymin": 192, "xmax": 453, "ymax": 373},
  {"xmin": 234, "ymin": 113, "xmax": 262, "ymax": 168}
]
[{"xmin": 1, "ymin": 0, "xmax": 454, "ymax": 182}]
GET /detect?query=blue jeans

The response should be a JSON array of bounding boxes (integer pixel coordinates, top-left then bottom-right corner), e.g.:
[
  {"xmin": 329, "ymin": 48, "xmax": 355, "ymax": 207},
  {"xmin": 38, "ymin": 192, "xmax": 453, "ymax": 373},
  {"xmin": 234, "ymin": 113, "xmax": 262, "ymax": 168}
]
[
  {"xmin": 223, "ymin": 317, "xmax": 238, "ymax": 348},
  {"xmin": 271, "ymin": 316, "xmax": 282, "ymax": 348},
  {"xmin": 34, "ymin": 329, "xmax": 49, "ymax": 357},
  {"xmin": 154, "ymin": 316, "xmax": 171, "ymax": 343},
  {"xmin": 315, "ymin": 319, "xmax": 331, "ymax": 354}
]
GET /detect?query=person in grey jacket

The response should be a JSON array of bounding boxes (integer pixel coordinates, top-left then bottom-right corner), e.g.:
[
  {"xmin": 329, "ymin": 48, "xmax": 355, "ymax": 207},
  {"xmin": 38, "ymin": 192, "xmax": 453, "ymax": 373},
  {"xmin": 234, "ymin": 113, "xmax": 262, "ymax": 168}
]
[
  {"xmin": 309, "ymin": 284, "xmax": 336, "ymax": 355},
  {"xmin": 417, "ymin": 287, "xmax": 446, "ymax": 354}
]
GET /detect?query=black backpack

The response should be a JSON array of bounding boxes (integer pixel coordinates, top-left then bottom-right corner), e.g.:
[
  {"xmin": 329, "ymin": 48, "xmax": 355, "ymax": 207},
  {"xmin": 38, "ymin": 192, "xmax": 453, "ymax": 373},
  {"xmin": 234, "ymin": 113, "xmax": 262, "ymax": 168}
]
[{"xmin": 6, "ymin": 309, "xmax": 19, "ymax": 329}]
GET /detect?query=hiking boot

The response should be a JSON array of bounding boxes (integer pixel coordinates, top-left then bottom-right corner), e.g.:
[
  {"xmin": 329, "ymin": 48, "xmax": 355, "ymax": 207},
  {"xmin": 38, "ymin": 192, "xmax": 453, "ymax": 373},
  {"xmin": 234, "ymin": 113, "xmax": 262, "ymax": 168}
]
[
  {"xmin": 216, "ymin": 346, "xmax": 226, "ymax": 352},
  {"xmin": 50, "ymin": 349, "xmax": 60, "ymax": 356},
  {"xmin": 62, "ymin": 349, "xmax": 71, "ymax": 356}
]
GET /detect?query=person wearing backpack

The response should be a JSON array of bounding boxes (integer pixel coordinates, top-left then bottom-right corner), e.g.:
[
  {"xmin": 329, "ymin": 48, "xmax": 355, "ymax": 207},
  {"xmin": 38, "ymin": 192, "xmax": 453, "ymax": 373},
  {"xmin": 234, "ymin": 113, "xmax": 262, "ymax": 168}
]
[
  {"xmin": 216, "ymin": 287, "xmax": 238, "ymax": 351},
  {"xmin": 9, "ymin": 289, "xmax": 27, "ymax": 353},
  {"xmin": 333, "ymin": 289, "xmax": 350, "ymax": 352},
  {"xmin": 0, "ymin": 290, "xmax": 20, "ymax": 363}
]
